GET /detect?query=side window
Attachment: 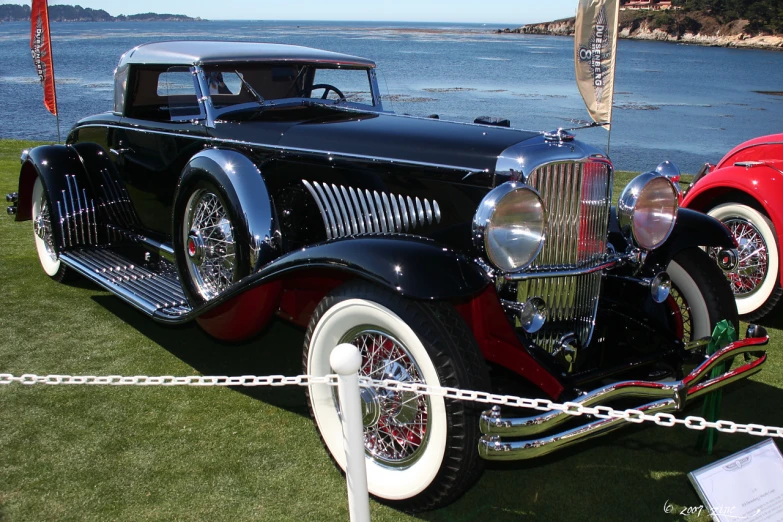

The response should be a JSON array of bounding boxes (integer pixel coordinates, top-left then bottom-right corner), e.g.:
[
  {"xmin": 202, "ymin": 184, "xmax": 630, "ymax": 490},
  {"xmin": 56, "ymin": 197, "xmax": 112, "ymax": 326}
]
[
  {"xmin": 158, "ymin": 66, "xmax": 202, "ymax": 120},
  {"xmin": 311, "ymin": 68, "xmax": 373, "ymax": 105}
]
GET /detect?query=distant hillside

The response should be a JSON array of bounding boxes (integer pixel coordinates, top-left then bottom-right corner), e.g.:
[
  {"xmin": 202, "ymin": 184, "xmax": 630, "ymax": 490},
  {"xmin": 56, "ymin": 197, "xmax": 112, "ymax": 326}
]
[
  {"xmin": 499, "ymin": 0, "xmax": 783, "ymax": 50},
  {"xmin": 0, "ymin": 3, "xmax": 202, "ymax": 22}
]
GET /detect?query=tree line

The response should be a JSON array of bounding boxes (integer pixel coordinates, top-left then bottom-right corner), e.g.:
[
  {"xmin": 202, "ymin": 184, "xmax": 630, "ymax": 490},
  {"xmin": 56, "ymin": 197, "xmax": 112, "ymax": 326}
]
[
  {"xmin": 673, "ymin": 0, "xmax": 783, "ymax": 33},
  {"xmin": 0, "ymin": 4, "xmax": 199, "ymax": 22}
]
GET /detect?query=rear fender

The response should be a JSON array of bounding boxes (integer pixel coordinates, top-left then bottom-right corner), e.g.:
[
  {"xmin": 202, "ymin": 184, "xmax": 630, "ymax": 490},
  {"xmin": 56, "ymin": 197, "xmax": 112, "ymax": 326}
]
[{"xmin": 17, "ymin": 145, "xmax": 95, "ymax": 252}]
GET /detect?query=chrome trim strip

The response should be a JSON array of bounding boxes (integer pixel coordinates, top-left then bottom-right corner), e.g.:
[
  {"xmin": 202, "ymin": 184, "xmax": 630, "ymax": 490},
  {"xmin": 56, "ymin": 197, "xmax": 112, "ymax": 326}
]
[
  {"xmin": 503, "ymin": 256, "xmax": 625, "ymax": 280},
  {"xmin": 302, "ymin": 180, "xmax": 331, "ymax": 239},
  {"xmin": 339, "ymin": 186, "xmax": 360, "ymax": 235},
  {"xmin": 56, "ymin": 200, "xmax": 67, "ymax": 248},
  {"xmin": 398, "ymin": 195, "xmax": 409, "ymax": 231},
  {"xmin": 303, "ymin": 181, "xmax": 442, "ymax": 239},
  {"xmin": 74, "ymin": 124, "xmax": 486, "ymax": 174}
]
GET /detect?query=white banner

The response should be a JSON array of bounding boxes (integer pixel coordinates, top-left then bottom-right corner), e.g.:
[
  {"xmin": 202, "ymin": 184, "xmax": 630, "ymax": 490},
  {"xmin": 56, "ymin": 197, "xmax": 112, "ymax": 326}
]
[{"xmin": 575, "ymin": 0, "xmax": 620, "ymax": 130}]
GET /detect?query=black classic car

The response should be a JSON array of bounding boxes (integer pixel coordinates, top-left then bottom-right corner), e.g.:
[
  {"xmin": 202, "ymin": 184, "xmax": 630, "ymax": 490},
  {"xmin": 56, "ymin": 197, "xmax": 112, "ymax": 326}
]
[{"xmin": 6, "ymin": 41, "xmax": 770, "ymax": 511}]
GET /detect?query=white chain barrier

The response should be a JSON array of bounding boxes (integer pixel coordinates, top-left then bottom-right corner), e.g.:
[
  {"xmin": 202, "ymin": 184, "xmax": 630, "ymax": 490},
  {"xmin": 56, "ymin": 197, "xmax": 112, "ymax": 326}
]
[
  {"xmin": 2, "ymin": 370, "xmax": 782, "ymax": 438},
  {"xmin": 2, "ymin": 343, "xmax": 783, "ymax": 522}
]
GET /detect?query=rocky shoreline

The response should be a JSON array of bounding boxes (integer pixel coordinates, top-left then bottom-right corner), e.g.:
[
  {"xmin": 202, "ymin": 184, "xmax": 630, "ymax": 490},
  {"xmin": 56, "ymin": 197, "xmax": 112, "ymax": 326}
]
[{"xmin": 498, "ymin": 16, "xmax": 783, "ymax": 51}]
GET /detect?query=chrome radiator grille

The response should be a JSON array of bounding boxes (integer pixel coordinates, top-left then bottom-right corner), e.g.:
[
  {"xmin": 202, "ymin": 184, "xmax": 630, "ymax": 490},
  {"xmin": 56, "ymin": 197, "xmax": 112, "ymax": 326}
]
[{"xmin": 517, "ymin": 161, "xmax": 612, "ymax": 351}]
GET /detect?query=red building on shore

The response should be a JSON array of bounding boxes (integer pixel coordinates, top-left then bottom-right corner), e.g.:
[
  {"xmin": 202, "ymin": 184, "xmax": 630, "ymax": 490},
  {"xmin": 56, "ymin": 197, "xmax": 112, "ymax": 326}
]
[{"xmin": 620, "ymin": 0, "xmax": 680, "ymax": 10}]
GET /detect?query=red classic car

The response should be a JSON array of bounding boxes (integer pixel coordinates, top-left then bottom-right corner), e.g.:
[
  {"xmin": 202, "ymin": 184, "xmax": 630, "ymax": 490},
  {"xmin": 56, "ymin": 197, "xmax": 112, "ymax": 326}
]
[{"xmin": 682, "ymin": 134, "xmax": 783, "ymax": 319}]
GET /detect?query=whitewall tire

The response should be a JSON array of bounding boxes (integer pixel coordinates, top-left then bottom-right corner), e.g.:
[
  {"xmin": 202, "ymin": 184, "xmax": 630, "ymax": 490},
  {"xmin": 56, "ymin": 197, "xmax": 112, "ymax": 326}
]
[
  {"xmin": 304, "ymin": 281, "xmax": 489, "ymax": 512},
  {"xmin": 666, "ymin": 248, "xmax": 739, "ymax": 343},
  {"xmin": 31, "ymin": 177, "xmax": 69, "ymax": 281},
  {"xmin": 707, "ymin": 203, "xmax": 781, "ymax": 319}
]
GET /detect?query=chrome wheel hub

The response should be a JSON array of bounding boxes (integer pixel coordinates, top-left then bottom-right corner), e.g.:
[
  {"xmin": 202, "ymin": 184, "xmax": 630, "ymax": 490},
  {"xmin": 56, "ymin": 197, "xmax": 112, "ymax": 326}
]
[
  {"xmin": 360, "ymin": 387, "xmax": 382, "ymax": 427},
  {"xmin": 713, "ymin": 218, "xmax": 769, "ymax": 297},
  {"xmin": 341, "ymin": 328, "xmax": 430, "ymax": 468},
  {"xmin": 183, "ymin": 190, "xmax": 236, "ymax": 300}
]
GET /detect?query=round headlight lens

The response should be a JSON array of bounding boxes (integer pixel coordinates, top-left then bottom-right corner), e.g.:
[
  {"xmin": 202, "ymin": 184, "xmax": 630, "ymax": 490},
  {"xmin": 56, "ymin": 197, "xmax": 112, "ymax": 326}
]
[
  {"xmin": 474, "ymin": 183, "xmax": 547, "ymax": 272},
  {"xmin": 618, "ymin": 173, "xmax": 678, "ymax": 250}
]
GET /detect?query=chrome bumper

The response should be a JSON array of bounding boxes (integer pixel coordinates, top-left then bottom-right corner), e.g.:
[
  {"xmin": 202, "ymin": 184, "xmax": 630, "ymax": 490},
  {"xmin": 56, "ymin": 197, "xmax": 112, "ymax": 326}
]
[{"xmin": 479, "ymin": 333, "xmax": 768, "ymax": 461}]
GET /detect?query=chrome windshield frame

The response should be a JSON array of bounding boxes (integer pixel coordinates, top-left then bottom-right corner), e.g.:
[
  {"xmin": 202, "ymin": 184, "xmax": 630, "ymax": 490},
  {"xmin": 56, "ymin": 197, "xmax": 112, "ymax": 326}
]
[{"xmin": 194, "ymin": 64, "xmax": 384, "ymax": 127}]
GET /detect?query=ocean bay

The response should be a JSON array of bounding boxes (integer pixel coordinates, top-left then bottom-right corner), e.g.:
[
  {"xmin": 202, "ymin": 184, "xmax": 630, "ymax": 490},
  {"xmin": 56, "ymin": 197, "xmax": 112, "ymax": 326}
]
[{"xmin": 0, "ymin": 20, "xmax": 781, "ymax": 173}]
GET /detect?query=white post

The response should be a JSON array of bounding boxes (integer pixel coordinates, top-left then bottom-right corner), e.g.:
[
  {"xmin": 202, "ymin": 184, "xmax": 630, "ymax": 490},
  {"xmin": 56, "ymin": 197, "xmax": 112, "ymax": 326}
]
[{"xmin": 330, "ymin": 343, "xmax": 371, "ymax": 522}]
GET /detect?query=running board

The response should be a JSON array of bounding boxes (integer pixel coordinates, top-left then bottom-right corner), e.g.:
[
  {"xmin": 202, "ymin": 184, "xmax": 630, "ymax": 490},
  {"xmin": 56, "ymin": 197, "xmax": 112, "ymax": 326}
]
[{"xmin": 60, "ymin": 248, "xmax": 191, "ymax": 320}]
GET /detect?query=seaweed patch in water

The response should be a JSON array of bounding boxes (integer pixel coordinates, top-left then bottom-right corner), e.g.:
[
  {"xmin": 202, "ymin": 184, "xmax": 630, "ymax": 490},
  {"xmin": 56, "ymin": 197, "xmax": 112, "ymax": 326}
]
[{"xmin": 422, "ymin": 87, "xmax": 477, "ymax": 93}]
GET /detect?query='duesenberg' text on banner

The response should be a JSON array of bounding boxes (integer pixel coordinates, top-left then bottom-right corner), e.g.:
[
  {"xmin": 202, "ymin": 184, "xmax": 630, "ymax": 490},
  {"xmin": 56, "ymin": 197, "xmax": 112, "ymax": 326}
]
[
  {"xmin": 30, "ymin": 0, "xmax": 57, "ymax": 116},
  {"xmin": 575, "ymin": 0, "xmax": 619, "ymax": 130}
]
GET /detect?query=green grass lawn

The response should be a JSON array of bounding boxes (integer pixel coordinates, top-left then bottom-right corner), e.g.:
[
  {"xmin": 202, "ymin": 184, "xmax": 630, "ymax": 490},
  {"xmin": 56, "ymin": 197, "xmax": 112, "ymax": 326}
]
[{"xmin": 1, "ymin": 140, "xmax": 781, "ymax": 522}]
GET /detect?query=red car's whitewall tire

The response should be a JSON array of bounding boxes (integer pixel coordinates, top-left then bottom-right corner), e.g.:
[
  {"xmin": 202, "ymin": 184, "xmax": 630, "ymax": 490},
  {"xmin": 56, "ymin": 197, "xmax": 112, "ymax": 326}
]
[
  {"xmin": 303, "ymin": 281, "xmax": 489, "ymax": 512},
  {"xmin": 707, "ymin": 203, "xmax": 781, "ymax": 319}
]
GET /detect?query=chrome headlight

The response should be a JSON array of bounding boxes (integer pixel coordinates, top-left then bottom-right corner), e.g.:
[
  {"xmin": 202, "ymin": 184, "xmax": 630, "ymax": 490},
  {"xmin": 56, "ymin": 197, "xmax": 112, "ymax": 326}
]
[
  {"xmin": 618, "ymin": 172, "xmax": 678, "ymax": 250},
  {"xmin": 473, "ymin": 182, "xmax": 547, "ymax": 272}
]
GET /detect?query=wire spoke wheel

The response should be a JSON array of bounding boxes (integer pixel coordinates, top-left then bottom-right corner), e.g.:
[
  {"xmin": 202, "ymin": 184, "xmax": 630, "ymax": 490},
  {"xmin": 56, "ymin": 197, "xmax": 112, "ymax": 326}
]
[
  {"xmin": 667, "ymin": 285, "xmax": 693, "ymax": 343},
  {"xmin": 34, "ymin": 196, "xmax": 57, "ymax": 264},
  {"xmin": 183, "ymin": 189, "xmax": 236, "ymax": 300},
  {"xmin": 712, "ymin": 218, "xmax": 769, "ymax": 297},
  {"xmin": 342, "ymin": 328, "xmax": 430, "ymax": 468}
]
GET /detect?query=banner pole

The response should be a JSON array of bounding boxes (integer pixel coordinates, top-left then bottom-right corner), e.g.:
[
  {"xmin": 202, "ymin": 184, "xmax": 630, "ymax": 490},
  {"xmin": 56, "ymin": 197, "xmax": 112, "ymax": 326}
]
[{"xmin": 53, "ymin": 74, "xmax": 61, "ymax": 143}]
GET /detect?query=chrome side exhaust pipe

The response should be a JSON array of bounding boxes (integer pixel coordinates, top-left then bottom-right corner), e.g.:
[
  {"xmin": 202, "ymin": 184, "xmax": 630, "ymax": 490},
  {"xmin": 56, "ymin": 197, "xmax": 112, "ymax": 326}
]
[{"xmin": 479, "ymin": 331, "xmax": 768, "ymax": 461}]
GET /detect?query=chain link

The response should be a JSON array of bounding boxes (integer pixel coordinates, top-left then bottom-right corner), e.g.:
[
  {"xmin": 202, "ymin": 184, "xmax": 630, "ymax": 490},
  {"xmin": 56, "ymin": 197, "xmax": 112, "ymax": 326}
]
[{"xmin": 2, "ymin": 372, "xmax": 781, "ymax": 438}]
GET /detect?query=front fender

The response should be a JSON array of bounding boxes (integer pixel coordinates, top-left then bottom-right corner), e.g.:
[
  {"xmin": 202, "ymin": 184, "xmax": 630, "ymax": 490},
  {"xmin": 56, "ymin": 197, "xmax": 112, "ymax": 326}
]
[
  {"xmin": 646, "ymin": 208, "xmax": 735, "ymax": 268},
  {"xmin": 684, "ymin": 164, "xmax": 783, "ymax": 282},
  {"xmin": 259, "ymin": 236, "xmax": 491, "ymax": 300},
  {"xmin": 684, "ymin": 165, "xmax": 783, "ymax": 239},
  {"xmin": 164, "ymin": 235, "xmax": 491, "ymax": 323}
]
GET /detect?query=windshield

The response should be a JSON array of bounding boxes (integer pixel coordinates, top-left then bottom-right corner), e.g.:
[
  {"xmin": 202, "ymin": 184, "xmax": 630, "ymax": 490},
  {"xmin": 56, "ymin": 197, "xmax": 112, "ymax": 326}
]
[{"xmin": 202, "ymin": 64, "xmax": 378, "ymax": 117}]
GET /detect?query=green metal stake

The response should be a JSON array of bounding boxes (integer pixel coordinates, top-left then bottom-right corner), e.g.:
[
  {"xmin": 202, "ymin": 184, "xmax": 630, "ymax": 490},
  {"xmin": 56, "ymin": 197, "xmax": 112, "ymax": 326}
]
[{"xmin": 697, "ymin": 319, "xmax": 737, "ymax": 454}]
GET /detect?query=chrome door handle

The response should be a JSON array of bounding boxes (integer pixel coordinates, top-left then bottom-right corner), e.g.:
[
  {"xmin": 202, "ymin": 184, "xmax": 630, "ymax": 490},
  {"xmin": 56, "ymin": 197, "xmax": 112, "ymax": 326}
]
[{"xmin": 110, "ymin": 147, "xmax": 135, "ymax": 155}]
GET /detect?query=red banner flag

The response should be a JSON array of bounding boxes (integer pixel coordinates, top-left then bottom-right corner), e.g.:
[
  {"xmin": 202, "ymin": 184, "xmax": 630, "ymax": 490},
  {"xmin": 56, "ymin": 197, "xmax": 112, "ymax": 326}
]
[{"xmin": 30, "ymin": 0, "xmax": 58, "ymax": 116}]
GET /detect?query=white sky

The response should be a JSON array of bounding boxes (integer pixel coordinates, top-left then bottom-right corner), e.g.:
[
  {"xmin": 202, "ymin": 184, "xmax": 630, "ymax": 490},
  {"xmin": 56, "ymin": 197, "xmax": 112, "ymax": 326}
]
[{"xmin": 38, "ymin": 1, "xmax": 578, "ymax": 24}]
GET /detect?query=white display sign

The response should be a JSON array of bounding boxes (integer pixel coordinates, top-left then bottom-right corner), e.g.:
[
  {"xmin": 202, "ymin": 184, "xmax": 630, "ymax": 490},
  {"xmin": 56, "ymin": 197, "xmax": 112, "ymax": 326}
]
[{"xmin": 689, "ymin": 439, "xmax": 783, "ymax": 522}]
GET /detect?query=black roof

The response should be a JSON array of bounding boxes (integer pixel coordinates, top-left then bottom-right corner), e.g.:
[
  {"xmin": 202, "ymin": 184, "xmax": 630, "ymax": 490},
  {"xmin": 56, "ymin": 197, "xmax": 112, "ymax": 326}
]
[{"xmin": 117, "ymin": 41, "xmax": 376, "ymax": 68}]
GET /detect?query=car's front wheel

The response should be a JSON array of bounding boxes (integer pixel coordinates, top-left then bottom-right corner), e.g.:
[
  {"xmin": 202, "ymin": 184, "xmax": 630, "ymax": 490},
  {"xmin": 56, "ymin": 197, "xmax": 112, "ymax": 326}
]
[
  {"xmin": 707, "ymin": 203, "xmax": 781, "ymax": 320},
  {"xmin": 666, "ymin": 247, "xmax": 739, "ymax": 343},
  {"xmin": 304, "ymin": 281, "xmax": 489, "ymax": 512}
]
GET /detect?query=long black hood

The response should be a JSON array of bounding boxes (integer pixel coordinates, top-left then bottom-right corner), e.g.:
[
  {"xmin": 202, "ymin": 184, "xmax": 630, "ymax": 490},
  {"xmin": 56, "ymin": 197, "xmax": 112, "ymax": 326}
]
[{"xmin": 212, "ymin": 109, "xmax": 541, "ymax": 173}]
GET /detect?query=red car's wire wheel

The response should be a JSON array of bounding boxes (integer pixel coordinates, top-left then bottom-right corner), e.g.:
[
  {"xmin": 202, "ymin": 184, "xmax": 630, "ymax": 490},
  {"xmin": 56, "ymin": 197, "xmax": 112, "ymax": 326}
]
[
  {"xmin": 715, "ymin": 218, "xmax": 770, "ymax": 297},
  {"xmin": 342, "ymin": 328, "xmax": 430, "ymax": 468}
]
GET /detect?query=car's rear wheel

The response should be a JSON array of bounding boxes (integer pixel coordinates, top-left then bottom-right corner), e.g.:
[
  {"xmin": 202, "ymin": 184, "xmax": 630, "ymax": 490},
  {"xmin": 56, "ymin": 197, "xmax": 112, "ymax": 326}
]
[
  {"xmin": 666, "ymin": 247, "xmax": 739, "ymax": 343},
  {"xmin": 304, "ymin": 281, "xmax": 489, "ymax": 512},
  {"xmin": 31, "ymin": 176, "xmax": 70, "ymax": 282},
  {"xmin": 174, "ymin": 180, "xmax": 249, "ymax": 306},
  {"xmin": 707, "ymin": 203, "xmax": 781, "ymax": 320}
]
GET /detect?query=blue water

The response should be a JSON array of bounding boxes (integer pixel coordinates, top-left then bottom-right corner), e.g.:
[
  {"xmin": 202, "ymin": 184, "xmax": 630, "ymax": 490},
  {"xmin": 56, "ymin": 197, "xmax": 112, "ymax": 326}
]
[{"xmin": 1, "ymin": 20, "xmax": 782, "ymax": 173}]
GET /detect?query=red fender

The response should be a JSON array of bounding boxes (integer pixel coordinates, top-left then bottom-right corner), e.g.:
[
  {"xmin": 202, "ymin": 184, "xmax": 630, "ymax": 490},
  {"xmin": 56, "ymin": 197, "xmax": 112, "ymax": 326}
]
[{"xmin": 683, "ymin": 164, "xmax": 783, "ymax": 283}]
